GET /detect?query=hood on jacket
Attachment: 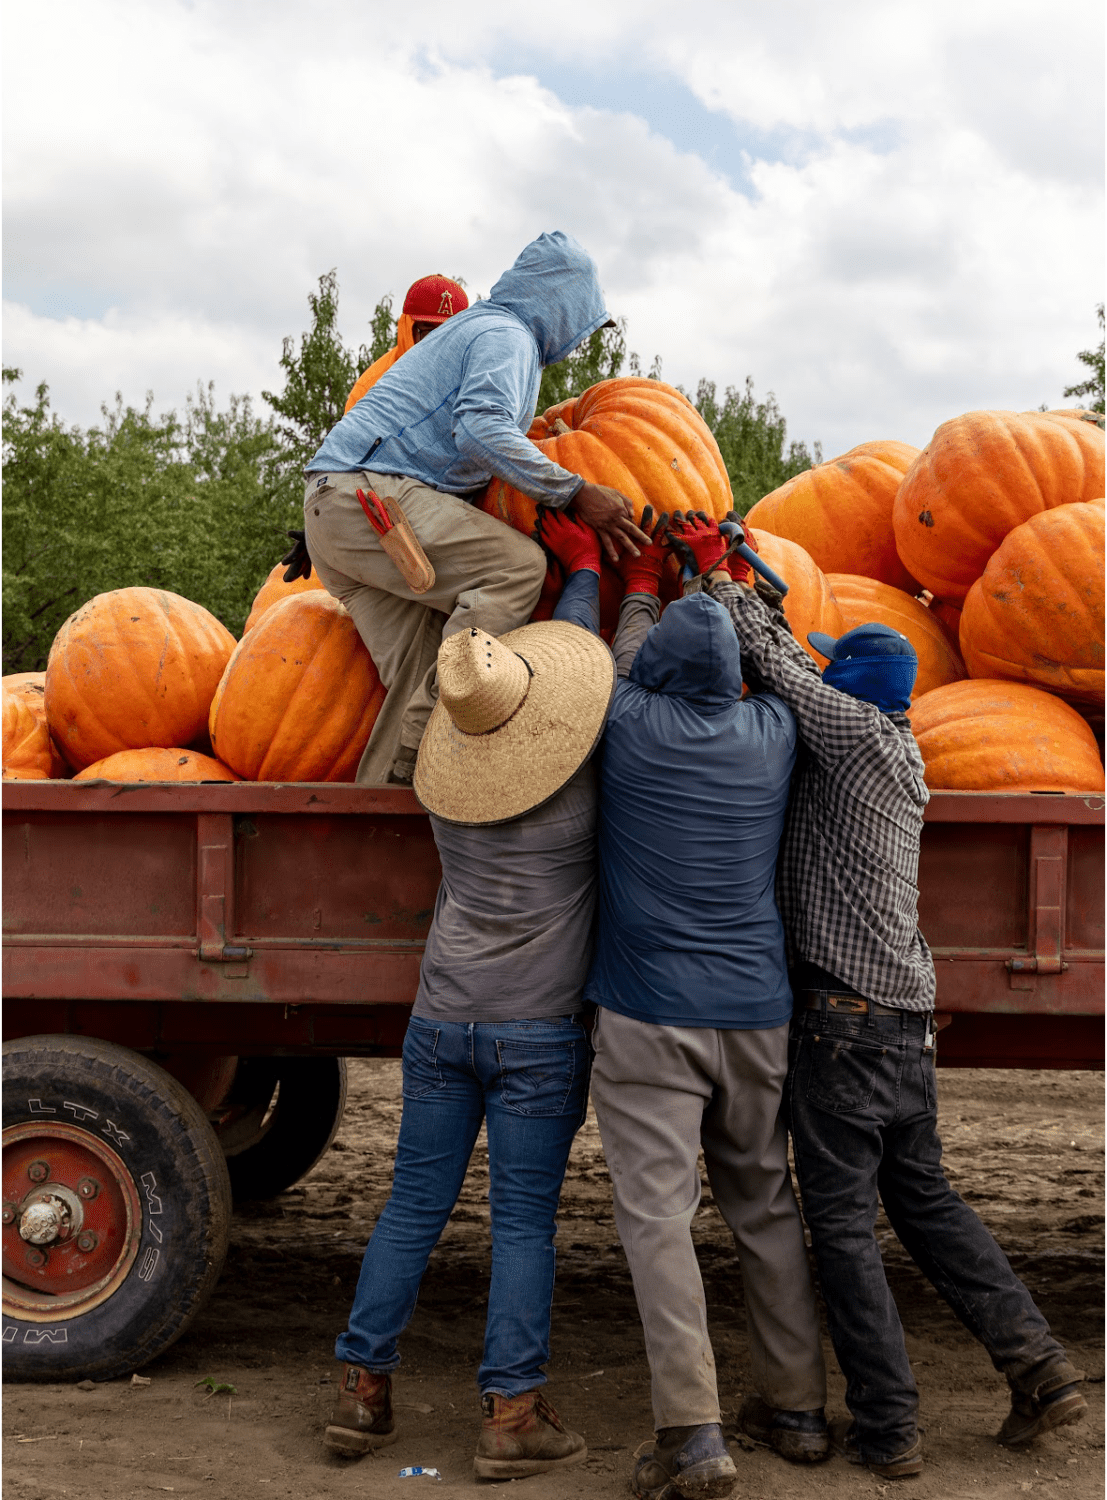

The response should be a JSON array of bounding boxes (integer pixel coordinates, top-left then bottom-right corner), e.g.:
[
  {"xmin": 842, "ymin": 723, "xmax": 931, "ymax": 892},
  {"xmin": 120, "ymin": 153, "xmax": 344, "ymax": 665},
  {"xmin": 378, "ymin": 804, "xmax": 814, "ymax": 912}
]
[
  {"xmin": 629, "ymin": 593, "xmax": 743, "ymax": 714},
  {"xmin": 489, "ymin": 231, "xmax": 611, "ymax": 366}
]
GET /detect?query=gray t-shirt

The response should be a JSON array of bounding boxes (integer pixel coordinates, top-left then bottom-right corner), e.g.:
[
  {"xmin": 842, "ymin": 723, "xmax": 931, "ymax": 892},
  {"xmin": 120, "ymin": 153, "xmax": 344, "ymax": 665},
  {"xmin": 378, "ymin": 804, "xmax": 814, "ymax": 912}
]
[{"xmin": 413, "ymin": 762, "xmax": 598, "ymax": 1023}]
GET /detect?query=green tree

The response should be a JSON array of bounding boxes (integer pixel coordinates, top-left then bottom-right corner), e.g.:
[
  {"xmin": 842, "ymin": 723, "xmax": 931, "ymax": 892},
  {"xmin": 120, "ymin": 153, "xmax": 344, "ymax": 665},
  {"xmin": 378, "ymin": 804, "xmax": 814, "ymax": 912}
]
[
  {"xmin": 1063, "ymin": 304, "xmax": 1105, "ymax": 414},
  {"xmin": 2, "ymin": 370, "xmax": 295, "ymax": 672},
  {"xmin": 367, "ymin": 292, "xmax": 397, "ymax": 365},
  {"xmin": 261, "ymin": 270, "xmax": 375, "ymax": 470},
  {"xmin": 690, "ymin": 377, "xmax": 820, "ymax": 513}
]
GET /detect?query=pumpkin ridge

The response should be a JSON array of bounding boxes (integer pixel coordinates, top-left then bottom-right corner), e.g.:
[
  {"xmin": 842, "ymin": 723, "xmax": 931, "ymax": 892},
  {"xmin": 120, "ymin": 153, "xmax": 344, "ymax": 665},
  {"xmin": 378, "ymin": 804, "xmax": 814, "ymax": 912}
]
[{"xmin": 258, "ymin": 618, "xmax": 343, "ymax": 780}]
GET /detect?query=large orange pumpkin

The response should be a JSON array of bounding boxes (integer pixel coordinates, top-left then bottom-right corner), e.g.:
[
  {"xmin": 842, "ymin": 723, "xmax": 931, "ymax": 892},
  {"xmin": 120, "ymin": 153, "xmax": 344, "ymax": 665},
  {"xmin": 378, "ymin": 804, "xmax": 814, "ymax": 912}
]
[
  {"xmin": 74, "ymin": 748, "xmax": 240, "ymax": 782},
  {"xmin": 3, "ymin": 691, "xmax": 55, "ymax": 780},
  {"xmin": 45, "ymin": 589, "xmax": 237, "ymax": 772},
  {"xmin": 748, "ymin": 530, "xmax": 844, "ymax": 663},
  {"xmin": 242, "ymin": 563, "xmax": 326, "ymax": 634},
  {"xmin": 481, "ymin": 378, "xmax": 732, "ymax": 634},
  {"xmin": 826, "ymin": 574, "xmax": 966, "ymax": 700},
  {"xmin": 892, "ymin": 411, "xmax": 1105, "ymax": 604},
  {"xmin": 745, "ymin": 440, "xmax": 920, "ymax": 592},
  {"xmin": 2, "ymin": 672, "xmax": 68, "ymax": 778},
  {"xmin": 483, "ymin": 378, "xmax": 733, "ymax": 529},
  {"xmin": 209, "ymin": 593, "xmax": 386, "ymax": 782},
  {"xmin": 907, "ymin": 679, "xmax": 1104, "ymax": 793},
  {"xmin": 958, "ymin": 501, "xmax": 1104, "ymax": 708}
]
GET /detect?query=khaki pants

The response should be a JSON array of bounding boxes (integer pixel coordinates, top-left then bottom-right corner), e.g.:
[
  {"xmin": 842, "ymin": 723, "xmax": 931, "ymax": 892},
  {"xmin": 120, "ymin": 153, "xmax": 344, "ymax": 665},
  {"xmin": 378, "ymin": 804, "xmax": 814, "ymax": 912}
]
[
  {"xmin": 303, "ymin": 472, "xmax": 546, "ymax": 784},
  {"xmin": 590, "ymin": 1006, "xmax": 826, "ymax": 1429}
]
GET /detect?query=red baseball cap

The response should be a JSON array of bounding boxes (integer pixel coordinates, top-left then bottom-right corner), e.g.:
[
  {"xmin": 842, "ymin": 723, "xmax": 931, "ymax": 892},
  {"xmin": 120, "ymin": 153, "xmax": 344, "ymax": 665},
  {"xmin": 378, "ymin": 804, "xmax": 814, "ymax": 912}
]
[{"xmin": 403, "ymin": 275, "xmax": 469, "ymax": 324}]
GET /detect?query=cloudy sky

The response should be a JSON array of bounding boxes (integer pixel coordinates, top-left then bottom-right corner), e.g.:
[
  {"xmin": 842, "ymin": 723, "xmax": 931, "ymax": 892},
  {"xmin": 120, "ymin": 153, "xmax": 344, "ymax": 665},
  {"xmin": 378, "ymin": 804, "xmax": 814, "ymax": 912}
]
[{"xmin": 4, "ymin": 0, "xmax": 1103, "ymax": 457}]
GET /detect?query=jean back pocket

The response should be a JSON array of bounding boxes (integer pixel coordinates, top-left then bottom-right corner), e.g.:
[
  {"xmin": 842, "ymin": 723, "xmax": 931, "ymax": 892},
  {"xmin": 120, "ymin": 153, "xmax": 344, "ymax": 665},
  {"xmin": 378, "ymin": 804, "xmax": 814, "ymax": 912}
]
[
  {"xmin": 802, "ymin": 1032, "xmax": 887, "ymax": 1115},
  {"xmin": 402, "ymin": 1019, "xmax": 445, "ymax": 1098},
  {"xmin": 496, "ymin": 1038, "xmax": 585, "ymax": 1118}
]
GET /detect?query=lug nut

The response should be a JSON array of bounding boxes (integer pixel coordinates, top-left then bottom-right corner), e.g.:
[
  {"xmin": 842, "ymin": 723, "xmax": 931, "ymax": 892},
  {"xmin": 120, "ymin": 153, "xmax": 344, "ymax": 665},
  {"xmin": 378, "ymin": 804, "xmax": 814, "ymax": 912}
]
[
  {"xmin": 27, "ymin": 1161, "xmax": 49, "ymax": 1183},
  {"xmin": 25, "ymin": 1247, "xmax": 46, "ymax": 1268},
  {"xmin": 76, "ymin": 1231, "xmax": 99, "ymax": 1253},
  {"xmin": 1, "ymin": 1205, "xmax": 15, "ymax": 1225},
  {"xmin": 77, "ymin": 1178, "xmax": 100, "ymax": 1200}
]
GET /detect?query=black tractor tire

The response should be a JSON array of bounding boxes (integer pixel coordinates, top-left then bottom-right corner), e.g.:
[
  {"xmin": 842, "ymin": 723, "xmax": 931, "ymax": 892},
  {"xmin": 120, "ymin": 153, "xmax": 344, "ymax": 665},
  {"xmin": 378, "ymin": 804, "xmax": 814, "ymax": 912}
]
[
  {"xmin": 2, "ymin": 1034, "xmax": 231, "ymax": 1382},
  {"xmin": 218, "ymin": 1056, "xmax": 348, "ymax": 1201}
]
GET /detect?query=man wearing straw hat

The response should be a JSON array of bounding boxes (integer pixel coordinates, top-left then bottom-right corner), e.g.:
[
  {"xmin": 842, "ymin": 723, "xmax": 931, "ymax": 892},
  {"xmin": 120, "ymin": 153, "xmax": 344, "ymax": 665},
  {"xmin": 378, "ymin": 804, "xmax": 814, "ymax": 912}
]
[
  {"xmin": 323, "ymin": 591, "xmax": 619, "ymax": 1479},
  {"xmin": 298, "ymin": 230, "xmax": 650, "ymax": 786},
  {"xmin": 533, "ymin": 508, "xmax": 828, "ymax": 1500}
]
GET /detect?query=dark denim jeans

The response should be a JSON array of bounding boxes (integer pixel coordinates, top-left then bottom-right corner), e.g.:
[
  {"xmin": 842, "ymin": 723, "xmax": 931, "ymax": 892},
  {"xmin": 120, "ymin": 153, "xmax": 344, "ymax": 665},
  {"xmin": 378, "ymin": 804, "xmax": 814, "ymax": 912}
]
[
  {"xmin": 787, "ymin": 1005, "xmax": 1068, "ymax": 1463},
  {"xmin": 335, "ymin": 1014, "xmax": 590, "ymax": 1397}
]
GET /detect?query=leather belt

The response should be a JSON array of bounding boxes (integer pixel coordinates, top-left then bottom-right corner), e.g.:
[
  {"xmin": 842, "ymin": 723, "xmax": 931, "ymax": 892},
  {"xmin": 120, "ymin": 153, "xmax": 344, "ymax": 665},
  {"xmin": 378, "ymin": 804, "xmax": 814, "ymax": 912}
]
[{"xmin": 797, "ymin": 991, "xmax": 914, "ymax": 1018}]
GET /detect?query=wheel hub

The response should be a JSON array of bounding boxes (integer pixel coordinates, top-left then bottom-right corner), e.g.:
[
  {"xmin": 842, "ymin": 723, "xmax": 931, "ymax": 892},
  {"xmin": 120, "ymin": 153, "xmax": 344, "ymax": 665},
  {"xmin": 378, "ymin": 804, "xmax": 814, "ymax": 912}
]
[
  {"xmin": 2, "ymin": 1123, "xmax": 142, "ymax": 1317},
  {"xmin": 19, "ymin": 1190, "xmax": 77, "ymax": 1245}
]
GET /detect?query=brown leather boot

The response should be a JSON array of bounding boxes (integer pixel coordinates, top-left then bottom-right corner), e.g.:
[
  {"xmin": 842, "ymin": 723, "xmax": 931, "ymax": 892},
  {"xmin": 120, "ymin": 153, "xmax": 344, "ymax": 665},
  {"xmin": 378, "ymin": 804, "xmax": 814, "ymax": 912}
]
[
  {"xmin": 473, "ymin": 1390, "xmax": 587, "ymax": 1479},
  {"xmin": 323, "ymin": 1363, "xmax": 397, "ymax": 1457}
]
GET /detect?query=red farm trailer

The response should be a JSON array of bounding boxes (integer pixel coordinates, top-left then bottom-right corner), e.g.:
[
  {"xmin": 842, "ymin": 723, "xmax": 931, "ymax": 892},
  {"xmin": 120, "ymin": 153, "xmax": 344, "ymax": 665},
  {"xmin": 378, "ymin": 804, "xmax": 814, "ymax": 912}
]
[{"xmin": 2, "ymin": 780, "xmax": 1103, "ymax": 1381}]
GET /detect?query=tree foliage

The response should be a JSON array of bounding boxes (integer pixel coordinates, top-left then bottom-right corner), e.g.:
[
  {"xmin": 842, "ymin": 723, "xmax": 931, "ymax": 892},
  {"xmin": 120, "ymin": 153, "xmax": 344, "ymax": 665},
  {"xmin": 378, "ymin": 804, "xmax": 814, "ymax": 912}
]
[
  {"xmin": 261, "ymin": 270, "xmax": 374, "ymax": 469},
  {"xmin": 2, "ymin": 371, "xmax": 297, "ymax": 672},
  {"xmin": 690, "ymin": 378, "xmax": 822, "ymax": 514},
  {"xmin": 1063, "ymin": 304, "xmax": 1105, "ymax": 414}
]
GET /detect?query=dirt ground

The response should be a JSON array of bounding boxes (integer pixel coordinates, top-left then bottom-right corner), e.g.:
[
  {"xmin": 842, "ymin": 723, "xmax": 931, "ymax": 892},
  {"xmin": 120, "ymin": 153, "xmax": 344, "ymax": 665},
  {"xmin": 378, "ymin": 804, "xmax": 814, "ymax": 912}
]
[{"xmin": 4, "ymin": 1063, "xmax": 1103, "ymax": 1500}]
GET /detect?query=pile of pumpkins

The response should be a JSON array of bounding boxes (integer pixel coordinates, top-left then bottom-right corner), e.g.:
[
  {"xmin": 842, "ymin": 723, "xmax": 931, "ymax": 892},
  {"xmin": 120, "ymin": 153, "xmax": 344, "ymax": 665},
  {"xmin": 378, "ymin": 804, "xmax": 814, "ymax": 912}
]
[{"xmin": 2, "ymin": 379, "xmax": 1104, "ymax": 794}]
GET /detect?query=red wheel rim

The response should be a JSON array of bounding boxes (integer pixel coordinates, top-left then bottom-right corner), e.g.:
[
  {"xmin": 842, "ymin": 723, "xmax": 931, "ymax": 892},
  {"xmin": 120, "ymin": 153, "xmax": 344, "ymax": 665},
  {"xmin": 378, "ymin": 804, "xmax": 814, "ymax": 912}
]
[{"xmin": 2, "ymin": 1122, "xmax": 143, "ymax": 1319}]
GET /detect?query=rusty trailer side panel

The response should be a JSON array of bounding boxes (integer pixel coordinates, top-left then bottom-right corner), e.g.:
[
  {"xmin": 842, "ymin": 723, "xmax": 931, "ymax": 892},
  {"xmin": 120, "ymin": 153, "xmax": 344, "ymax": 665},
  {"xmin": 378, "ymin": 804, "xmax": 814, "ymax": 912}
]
[{"xmin": 2, "ymin": 782, "xmax": 1104, "ymax": 1068}]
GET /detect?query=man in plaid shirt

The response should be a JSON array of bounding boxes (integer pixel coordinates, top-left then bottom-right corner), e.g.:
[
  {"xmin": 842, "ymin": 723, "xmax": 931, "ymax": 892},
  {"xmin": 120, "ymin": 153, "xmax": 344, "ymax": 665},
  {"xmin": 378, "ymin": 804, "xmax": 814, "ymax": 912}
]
[{"xmin": 677, "ymin": 515, "xmax": 1087, "ymax": 1481}]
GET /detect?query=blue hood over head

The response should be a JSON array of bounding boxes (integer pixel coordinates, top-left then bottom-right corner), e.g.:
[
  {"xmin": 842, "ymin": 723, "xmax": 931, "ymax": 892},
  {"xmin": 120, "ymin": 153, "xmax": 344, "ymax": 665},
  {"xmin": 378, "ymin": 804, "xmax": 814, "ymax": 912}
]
[
  {"xmin": 489, "ymin": 231, "xmax": 611, "ymax": 366},
  {"xmin": 629, "ymin": 593, "xmax": 743, "ymax": 712}
]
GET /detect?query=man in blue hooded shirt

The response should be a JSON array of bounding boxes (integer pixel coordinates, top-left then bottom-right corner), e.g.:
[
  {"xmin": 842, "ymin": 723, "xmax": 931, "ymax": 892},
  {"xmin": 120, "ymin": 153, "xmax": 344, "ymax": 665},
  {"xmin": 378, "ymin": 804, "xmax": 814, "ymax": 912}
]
[
  {"xmin": 536, "ymin": 510, "xmax": 828, "ymax": 1500},
  {"xmin": 301, "ymin": 231, "xmax": 649, "ymax": 784}
]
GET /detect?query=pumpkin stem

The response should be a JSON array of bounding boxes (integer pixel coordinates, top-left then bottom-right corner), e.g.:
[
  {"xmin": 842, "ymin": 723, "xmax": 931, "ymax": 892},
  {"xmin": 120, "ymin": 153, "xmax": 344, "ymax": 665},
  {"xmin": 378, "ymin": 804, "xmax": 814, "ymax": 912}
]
[{"xmin": 551, "ymin": 417, "xmax": 572, "ymax": 436}]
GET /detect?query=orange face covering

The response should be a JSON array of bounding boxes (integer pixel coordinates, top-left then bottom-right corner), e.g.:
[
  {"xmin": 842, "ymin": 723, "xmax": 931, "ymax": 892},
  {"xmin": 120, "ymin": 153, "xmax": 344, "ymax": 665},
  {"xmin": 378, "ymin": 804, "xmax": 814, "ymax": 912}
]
[{"xmin": 344, "ymin": 314, "xmax": 418, "ymax": 414}]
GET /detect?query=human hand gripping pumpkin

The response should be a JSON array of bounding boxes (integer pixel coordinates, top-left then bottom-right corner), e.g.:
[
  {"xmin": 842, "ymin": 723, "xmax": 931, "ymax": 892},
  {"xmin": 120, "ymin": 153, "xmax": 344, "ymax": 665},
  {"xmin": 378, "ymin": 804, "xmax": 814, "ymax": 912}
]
[
  {"xmin": 665, "ymin": 511, "xmax": 732, "ymax": 580},
  {"xmin": 615, "ymin": 506, "xmax": 668, "ymax": 596},
  {"xmin": 534, "ymin": 507, "xmax": 603, "ymax": 575},
  {"xmin": 571, "ymin": 482, "xmax": 653, "ymax": 564}
]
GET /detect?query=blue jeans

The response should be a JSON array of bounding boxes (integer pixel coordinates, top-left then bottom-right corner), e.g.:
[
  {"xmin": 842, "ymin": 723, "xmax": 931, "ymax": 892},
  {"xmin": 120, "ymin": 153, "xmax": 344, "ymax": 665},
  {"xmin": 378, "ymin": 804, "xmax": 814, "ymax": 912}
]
[
  {"xmin": 787, "ymin": 1005, "xmax": 1070, "ymax": 1464},
  {"xmin": 335, "ymin": 1015, "xmax": 591, "ymax": 1396}
]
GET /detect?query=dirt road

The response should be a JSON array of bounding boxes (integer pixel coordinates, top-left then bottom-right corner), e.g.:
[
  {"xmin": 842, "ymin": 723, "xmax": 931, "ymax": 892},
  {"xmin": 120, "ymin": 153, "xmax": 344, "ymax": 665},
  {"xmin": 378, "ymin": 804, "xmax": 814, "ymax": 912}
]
[{"xmin": 4, "ymin": 1064, "xmax": 1102, "ymax": 1500}]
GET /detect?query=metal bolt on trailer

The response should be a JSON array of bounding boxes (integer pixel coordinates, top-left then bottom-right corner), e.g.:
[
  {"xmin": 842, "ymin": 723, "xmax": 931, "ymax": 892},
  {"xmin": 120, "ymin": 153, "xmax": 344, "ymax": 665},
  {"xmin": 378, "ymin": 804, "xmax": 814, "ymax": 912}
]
[{"xmin": 2, "ymin": 779, "xmax": 1103, "ymax": 1380}]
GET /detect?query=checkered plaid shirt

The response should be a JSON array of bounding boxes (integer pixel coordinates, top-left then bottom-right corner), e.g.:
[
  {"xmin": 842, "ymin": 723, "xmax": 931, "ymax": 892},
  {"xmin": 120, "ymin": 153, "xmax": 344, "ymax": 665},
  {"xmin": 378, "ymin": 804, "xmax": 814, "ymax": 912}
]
[{"xmin": 708, "ymin": 579, "xmax": 936, "ymax": 1011}]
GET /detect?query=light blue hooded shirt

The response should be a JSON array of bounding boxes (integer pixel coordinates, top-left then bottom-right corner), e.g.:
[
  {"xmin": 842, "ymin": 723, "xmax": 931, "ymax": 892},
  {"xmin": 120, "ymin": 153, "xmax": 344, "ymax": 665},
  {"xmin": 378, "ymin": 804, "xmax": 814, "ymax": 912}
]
[{"xmin": 306, "ymin": 231, "xmax": 611, "ymax": 507}]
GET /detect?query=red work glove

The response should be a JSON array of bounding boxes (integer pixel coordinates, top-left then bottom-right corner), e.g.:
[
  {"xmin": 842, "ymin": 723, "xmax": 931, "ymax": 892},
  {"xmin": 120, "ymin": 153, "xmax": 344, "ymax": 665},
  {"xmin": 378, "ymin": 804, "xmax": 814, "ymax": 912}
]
[
  {"xmin": 615, "ymin": 506, "xmax": 668, "ymax": 596},
  {"xmin": 720, "ymin": 511, "xmax": 759, "ymax": 585},
  {"xmin": 665, "ymin": 511, "xmax": 730, "ymax": 577},
  {"xmin": 534, "ymin": 506, "xmax": 602, "ymax": 575}
]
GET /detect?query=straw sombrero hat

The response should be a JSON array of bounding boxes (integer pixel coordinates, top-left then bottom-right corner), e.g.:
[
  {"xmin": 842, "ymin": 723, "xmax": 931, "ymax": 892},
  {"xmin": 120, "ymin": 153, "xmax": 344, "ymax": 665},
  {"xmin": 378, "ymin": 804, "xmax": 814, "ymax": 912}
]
[{"xmin": 413, "ymin": 620, "xmax": 616, "ymax": 825}]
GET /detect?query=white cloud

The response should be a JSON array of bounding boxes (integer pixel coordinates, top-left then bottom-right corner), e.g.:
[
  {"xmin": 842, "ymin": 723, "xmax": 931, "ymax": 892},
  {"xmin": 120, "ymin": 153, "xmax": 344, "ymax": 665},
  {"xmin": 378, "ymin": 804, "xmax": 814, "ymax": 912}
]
[{"xmin": 3, "ymin": 0, "xmax": 1102, "ymax": 459}]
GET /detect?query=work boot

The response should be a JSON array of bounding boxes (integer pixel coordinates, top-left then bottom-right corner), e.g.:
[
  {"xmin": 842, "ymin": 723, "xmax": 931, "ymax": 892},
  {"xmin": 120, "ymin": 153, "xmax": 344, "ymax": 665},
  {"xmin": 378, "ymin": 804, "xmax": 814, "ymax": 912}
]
[
  {"xmin": 633, "ymin": 1424, "xmax": 737, "ymax": 1499},
  {"xmin": 829, "ymin": 1416, "xmax": 922, "ymax": 1479},
  {"xmin": 998, "ymin": 1370, "xmax": 1087, "ymax": 1447},
  {"xmin": 473, "ymin": 1390, "xmax": 587, "ymax": 1479},
  {"xmin": 323, "ymin": 1363, "xmax": 397, "ymax": 1456},
  {"xmin": 738, "ymin": 1394, "xmax": 830, "ymax": 1462}
]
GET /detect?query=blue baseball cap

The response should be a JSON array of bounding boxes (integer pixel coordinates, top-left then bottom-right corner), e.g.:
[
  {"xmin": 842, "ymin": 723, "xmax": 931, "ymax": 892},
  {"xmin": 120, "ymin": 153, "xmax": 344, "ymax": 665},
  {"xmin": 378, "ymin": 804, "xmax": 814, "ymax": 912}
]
[{"xmin": 807, "ymin": 622, "xmax": 917, "ymax": 662}]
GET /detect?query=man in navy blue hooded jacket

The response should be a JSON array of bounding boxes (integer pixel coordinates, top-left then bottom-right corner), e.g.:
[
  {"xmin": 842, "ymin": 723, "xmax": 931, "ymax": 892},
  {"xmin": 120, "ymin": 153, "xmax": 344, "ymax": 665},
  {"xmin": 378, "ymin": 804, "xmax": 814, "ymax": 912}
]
[
  {"xmin": 301, "ymin": 231, "xmax": 648, "ymax": 785},
  {"xmin": 536, "ymin": 510, "xmax": 827, "ymax": 1500}
]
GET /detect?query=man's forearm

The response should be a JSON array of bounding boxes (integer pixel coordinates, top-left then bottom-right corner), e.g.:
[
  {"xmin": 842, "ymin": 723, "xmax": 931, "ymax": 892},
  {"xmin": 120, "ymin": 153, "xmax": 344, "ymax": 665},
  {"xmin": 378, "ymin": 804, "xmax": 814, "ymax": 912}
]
[
  {"xmin": 552, "ymin": 569, "xmax": 601, "ymax": 635},
  {"xmin": 613, "ymin": 593, "xmax": 659, "ymax": 678},
  {"xmin": 454, "ymin": 412, "xmax": 584, "ymax": 508}
]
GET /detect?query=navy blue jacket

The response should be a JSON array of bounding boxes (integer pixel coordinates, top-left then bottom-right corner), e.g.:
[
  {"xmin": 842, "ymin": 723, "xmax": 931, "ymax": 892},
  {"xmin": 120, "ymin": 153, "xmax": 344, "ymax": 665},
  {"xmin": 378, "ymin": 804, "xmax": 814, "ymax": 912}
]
[{"xmin": 584, "ymin": 591, "xmax": 798, "ymax": 1029}]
